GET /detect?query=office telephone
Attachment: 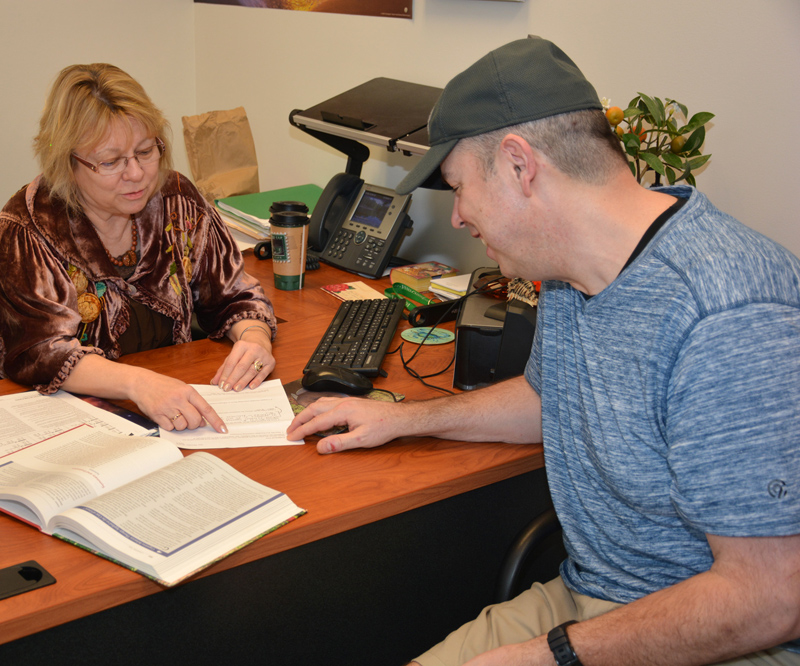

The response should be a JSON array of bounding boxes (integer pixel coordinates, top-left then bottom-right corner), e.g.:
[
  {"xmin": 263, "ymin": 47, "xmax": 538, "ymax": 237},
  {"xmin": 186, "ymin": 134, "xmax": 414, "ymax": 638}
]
[{"xmin": 308, "ymin": 173, "xmax": 413, "ymax": 279}]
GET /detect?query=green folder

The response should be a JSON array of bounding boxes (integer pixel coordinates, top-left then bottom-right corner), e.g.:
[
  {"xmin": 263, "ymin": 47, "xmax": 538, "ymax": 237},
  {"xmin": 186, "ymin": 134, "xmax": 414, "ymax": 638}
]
[{"xmin": 215, "ymin": 184, "xmax": 323, "ymax": 228}]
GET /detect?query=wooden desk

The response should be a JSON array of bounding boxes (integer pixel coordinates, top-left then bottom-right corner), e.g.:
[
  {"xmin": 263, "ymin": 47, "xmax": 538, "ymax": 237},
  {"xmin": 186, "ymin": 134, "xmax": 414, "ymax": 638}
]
[{"xmin": 0, "ymin": 256, "xmax": 547, "ymax": 665}]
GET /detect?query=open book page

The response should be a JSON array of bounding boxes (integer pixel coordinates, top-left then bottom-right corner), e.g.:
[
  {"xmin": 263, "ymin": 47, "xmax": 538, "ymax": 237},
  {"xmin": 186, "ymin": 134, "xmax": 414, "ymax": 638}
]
[
  {"xmin": 0, "ymin": 425, "xmax": 183, "ymax": 531},
  {"xmin": 52, "ymin": 452, "xmax": 306, "ymax": 586},
  {"xmin": 159, "ymin": 379, "xmax": 302, "ymax": 449},
  {"xmin": 0, "ymin": 390, "xmax": 155, "ymax": 459}
]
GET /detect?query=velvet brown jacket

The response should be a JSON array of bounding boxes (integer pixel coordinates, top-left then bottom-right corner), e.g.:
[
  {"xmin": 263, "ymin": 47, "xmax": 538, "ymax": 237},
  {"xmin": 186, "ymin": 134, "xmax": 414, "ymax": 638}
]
[{"xmin": 0, "ymin": 171, "xmax": 276, "ymax": 393}]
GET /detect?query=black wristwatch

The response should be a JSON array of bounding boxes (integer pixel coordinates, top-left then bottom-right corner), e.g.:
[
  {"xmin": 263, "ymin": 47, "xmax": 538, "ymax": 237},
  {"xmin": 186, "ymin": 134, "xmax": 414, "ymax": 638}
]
[{"xmin": 547, "ymin": 620, "xmax": 582, "ymax": 666}]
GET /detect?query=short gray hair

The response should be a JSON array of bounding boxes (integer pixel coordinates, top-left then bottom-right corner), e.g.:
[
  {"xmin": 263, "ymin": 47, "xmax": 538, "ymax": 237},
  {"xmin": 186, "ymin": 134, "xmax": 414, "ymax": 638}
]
[{"xmin": 463, "ymin": 109, "xmax": 626, "ymax": 185}]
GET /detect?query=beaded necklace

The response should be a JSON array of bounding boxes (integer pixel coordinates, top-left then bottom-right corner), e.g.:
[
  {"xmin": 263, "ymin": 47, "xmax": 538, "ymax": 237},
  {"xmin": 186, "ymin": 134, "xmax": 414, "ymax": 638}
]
[{"xmin": 106, "ymin": 218, "xmax": 138, "ymax": 267}]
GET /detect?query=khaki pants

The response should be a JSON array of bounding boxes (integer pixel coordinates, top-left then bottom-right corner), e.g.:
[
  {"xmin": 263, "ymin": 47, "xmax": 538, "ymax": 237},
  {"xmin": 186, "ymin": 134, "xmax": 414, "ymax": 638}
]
[{"xmin": 415, "ymin": 576, "xmax": 800, "ymax": 666}]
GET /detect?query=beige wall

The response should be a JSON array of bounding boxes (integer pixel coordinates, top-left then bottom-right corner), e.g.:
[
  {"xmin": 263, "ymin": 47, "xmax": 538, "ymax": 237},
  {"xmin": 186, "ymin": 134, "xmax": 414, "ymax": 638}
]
[
  {"xmin": 192, "ymin": 0, "xmax": 800, "ymax": 269},
  {"xmin": 0, "ymin": 0, "xmax": 196, "ymax": 196},
  {"xmin": 1, "ymin": 0, "xmax": 798, "ymax": 271}
]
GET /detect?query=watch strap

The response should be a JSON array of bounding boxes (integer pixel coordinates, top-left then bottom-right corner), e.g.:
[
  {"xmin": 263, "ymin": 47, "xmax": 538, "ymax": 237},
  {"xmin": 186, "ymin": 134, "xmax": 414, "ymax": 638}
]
[{"xmin": 547, "ymin": 620, "xmax": 582, "ymax": 666}]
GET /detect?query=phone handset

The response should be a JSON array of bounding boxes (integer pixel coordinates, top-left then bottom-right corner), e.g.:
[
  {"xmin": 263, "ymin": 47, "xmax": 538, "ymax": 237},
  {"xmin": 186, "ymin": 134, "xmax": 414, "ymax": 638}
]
[{"xmin": 307, "ymin": 172, "xmax": 364, "ymax": 252}]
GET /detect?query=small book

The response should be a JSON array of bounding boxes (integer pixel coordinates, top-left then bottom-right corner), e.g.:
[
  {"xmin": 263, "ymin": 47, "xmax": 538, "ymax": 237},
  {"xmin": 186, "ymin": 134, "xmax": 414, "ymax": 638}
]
[
  {"xmin": 0, "ymin": 425, "xmax": 305, "ymax": 587},
  {"xmin": 390, "ymin": 261, "xmax": 458, "ymax": 292},
  {"xmin": 321, "ymin": 281, "xmax": 386, "ymax": 302},
  {"xmin": 430, "ymin": 273, "xmax": 471, "ymax": 299}
]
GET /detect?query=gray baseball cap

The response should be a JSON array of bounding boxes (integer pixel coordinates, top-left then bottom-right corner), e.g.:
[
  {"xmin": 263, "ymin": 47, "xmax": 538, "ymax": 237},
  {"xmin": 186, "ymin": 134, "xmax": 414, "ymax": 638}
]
[{"xmin": 396, "ymin": 37, "xmax": 602, "ymax": 195}]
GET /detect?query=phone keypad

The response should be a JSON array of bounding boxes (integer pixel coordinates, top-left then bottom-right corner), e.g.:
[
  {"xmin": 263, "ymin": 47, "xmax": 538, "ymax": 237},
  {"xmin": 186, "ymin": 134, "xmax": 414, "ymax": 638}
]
[
  {"xmin": 326, "ymin": 229, "xmax": 353, "ymax": 260},
  {"xmin": 326, "ymin": 229, "xmax": 387, "ymax": 274}
]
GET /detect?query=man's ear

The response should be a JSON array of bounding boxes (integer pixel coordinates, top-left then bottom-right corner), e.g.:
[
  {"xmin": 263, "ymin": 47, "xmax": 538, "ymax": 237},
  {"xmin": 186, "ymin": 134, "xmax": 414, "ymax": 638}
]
[{"xmin": 499, "ymin": 134, "xmax": 536, "ymax": 197}]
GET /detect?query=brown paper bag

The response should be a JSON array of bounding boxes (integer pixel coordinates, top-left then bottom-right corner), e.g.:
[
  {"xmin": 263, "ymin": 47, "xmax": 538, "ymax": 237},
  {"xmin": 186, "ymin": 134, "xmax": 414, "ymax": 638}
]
[{"xmin": 181, "ymin": 106, "xmax": 260, "ymax": 202}]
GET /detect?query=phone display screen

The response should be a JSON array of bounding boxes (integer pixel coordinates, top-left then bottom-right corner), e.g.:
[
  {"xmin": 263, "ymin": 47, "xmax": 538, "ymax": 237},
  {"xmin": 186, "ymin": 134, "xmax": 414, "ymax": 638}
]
[{"xmin": 350, "ymin": 190, "xmax": 393, "ymax": 229}]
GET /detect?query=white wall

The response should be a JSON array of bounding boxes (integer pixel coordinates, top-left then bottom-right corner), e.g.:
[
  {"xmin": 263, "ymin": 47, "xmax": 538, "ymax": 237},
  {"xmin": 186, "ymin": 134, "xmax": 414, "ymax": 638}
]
[
  {"xmin": 1, "ymin": 0, "xmax": 798, "ymax": 274},
  {"xmin": 193, "ymin": 0, "xmax": 800, "ymax": 271},
  {"xmin": 0, "ymin": 0, "xmax": 196, "ymax": 200}
]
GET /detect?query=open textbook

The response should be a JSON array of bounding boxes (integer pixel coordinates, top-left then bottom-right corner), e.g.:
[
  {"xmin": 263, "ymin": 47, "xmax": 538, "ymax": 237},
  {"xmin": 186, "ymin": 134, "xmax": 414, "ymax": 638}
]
[
  {"xmin": 0, "ymin": 425, "xmax": 305, "ymax": 586},
  {"xmin": 0, "ymin": 390, "xmax": 157, "ymax": 459}
]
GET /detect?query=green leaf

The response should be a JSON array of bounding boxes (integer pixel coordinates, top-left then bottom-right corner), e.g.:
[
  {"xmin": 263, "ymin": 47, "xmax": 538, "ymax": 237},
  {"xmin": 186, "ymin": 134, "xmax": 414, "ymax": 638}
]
[
  {"xmin": 638, "ymin": 92, "xmax": 664, "ymax": 126},
  {"xmin": 624, "ymin": 107, "xmax": 642, "ymax": 120},
  {"xmin": 684, "ymin": 112, "xmax": 715, "ymax": 133},
  {"xmin": 666, "ymin": 166, "xmax": 677, "ymax": 184},
  {"xmin": 641, "ymin": 152, "xmax": 666, "ymax": 176},
  {"xmin": 662, "ymin": 152, "xmax": 684, "ymax": 169},
  {"xmin": 687, "ymin": 154, "xmax": 712, "ymax": 170},
  {"xmin": 686, "ymin": 172, "xmax": 697, "ymax": 187},
  {"xmin": 682, "ymin": 126, "xmax": 706, "ymax": 154},
  {"xmin": 622, "ymin": 133, "xmax": 642, "ymax": 150}
]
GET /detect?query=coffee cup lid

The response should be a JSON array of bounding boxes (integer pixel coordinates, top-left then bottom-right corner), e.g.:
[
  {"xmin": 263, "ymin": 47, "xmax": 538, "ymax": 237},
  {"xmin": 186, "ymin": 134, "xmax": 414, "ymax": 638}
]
[
  {"xmin": 269, "ymin": 200, "xmax": 309, "ymax": 214},
  {"xmin": 270, "ymin": 210, "xmax": 310, "ymax": 227}
]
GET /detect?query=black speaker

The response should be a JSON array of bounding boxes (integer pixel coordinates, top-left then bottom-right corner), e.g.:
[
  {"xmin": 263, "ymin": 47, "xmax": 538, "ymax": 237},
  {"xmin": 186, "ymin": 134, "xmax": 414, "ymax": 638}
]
[{"xmin": 453, "ymin": 268, "xmax": 537, "ymax": 390}]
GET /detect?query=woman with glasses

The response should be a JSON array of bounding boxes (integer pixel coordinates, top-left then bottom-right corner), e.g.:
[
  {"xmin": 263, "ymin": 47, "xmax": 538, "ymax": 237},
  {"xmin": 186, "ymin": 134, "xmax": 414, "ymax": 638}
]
[{"xmin": 0, "ymin": 63, "xmax": 277, "ymax": 434}]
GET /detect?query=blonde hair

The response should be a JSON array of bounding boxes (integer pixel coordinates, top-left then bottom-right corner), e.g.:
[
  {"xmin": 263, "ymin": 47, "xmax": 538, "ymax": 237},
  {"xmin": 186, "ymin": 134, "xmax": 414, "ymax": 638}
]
[{"xmin": 33, "ymin": 63, "xmax": 173, "ymax": 213}]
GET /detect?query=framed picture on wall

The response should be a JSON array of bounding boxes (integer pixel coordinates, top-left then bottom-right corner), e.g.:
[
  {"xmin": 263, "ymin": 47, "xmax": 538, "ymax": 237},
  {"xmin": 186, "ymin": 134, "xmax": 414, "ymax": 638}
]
[{"xmin": 194, "ymin": 1, "xmax": 412, "ymax": 19}]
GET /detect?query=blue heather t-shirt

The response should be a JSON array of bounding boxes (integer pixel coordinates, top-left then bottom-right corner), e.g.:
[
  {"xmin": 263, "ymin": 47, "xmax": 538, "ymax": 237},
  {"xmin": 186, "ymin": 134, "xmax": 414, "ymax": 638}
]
[{"xmin": 525, "ymin": 186, "xmax": 800, "ymax": 605}]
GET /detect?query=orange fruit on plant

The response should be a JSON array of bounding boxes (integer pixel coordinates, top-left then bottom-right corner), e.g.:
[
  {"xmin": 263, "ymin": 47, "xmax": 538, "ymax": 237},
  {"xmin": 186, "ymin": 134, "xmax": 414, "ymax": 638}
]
[
  {"xmin": 605, "ymin": 106, "xmax": 624, "ymax": 126},
  {"xmin": 630, "ymin": 122, "xmax": 647, "ymax": 142},
  {"xmin": 670, "ymin": 136, "xmax": 687, "ymax": 154}
]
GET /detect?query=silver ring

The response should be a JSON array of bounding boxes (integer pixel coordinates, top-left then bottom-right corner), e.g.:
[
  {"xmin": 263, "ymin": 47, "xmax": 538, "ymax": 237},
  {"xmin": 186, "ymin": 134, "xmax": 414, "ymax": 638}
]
[
  {"xmin": 171, "ymin": 412, "xmax": 183, "ymax": 422},
  {"xmin": 254, "ymin": 360, "xmax": 263, "ymax": 372}
]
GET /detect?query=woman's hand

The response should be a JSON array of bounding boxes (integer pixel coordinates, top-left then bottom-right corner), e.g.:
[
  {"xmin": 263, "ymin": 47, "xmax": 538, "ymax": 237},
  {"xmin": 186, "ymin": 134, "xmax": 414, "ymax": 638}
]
[
  {"xmin": 128, "ymin": 371, "xmax": 227, "ymax": 433},
  {"xmin": 212, "ymin": 320, "xmax": 275, "ymax": 391},
  {"xmin": 61, "ymin": 355, "xmax": 227, "ymax": 433}
]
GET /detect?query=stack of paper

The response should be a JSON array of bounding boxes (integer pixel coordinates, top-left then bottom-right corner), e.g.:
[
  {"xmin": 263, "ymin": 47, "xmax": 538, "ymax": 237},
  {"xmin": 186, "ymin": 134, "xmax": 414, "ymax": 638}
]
[
  {"xmin": 214, "ymin": 184, "xmax": 323, "ymax": 241},
  {"xmin": 430, "ymin": 273, "xmax": 471, "ymax": 300}
]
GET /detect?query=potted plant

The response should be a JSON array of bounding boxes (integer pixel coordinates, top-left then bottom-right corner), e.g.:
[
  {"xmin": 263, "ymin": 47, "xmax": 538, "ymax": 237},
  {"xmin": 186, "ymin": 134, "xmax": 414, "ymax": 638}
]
[{"xmin": 603, "ymin": 94, "xmax": 714, "ymax": 187}]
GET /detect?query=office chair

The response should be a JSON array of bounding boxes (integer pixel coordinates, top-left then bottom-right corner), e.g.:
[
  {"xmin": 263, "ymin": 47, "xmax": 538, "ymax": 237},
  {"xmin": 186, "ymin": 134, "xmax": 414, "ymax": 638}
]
[
  {"xmin": 495, "ymin": 506, "xmax": 563, "ymax": 603},
  {"xmin": 181, "ymin": 106, "xmax": 260, "ymax": 202}
]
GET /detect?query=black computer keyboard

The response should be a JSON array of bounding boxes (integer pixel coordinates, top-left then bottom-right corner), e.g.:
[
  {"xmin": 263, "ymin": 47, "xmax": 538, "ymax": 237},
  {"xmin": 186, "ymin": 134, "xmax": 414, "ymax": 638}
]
[{"xmin": 304, "ymin": 298, "xmax": 404, "ymax": 377}]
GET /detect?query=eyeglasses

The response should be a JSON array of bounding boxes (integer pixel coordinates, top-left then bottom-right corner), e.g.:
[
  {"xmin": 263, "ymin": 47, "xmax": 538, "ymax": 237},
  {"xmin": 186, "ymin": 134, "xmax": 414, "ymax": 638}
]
[{"xmin": 72, "ymin": 138, "xmax": 164, "ymax": 176}]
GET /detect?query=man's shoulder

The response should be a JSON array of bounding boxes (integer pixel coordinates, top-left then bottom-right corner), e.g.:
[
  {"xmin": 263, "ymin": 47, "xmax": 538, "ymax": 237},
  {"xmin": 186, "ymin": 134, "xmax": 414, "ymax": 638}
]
[{"xmin": 653, "ymin": 188, "xmax": 800, "ymax": 312}]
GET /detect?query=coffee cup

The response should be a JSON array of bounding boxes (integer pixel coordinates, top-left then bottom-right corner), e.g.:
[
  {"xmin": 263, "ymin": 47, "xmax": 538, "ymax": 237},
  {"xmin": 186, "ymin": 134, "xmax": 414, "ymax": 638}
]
[
  {"xmin": 270, "ymin": 210, "xmax": 310, "ymax": 290},
  {"xmin": 269, "ymin": 200, "xmax": 309, "ymax": 216}
]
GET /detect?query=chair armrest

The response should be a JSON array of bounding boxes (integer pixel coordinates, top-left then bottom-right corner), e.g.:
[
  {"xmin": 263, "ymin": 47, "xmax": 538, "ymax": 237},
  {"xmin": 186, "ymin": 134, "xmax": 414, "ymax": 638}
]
[{"xmin": 495, "ymin": 506, "xmax": 562, "ymax": 603}]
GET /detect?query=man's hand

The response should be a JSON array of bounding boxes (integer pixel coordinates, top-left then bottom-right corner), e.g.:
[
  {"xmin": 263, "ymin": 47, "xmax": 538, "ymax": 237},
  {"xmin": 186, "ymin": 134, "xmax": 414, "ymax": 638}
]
[
  {"xmin": 286, "ymin": 396, "xmax": 407, "ymax": 453},
  {"xmin": 287, "ymin": 375, "xmax": 544, "ymax": 454}
]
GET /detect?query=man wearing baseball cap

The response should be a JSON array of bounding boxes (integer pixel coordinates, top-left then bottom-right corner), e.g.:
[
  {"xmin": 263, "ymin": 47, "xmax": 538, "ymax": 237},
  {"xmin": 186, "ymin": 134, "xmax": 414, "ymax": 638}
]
[{"xmin": 288, "ymin": 37, "xmax": 800, "ymax": 666}]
